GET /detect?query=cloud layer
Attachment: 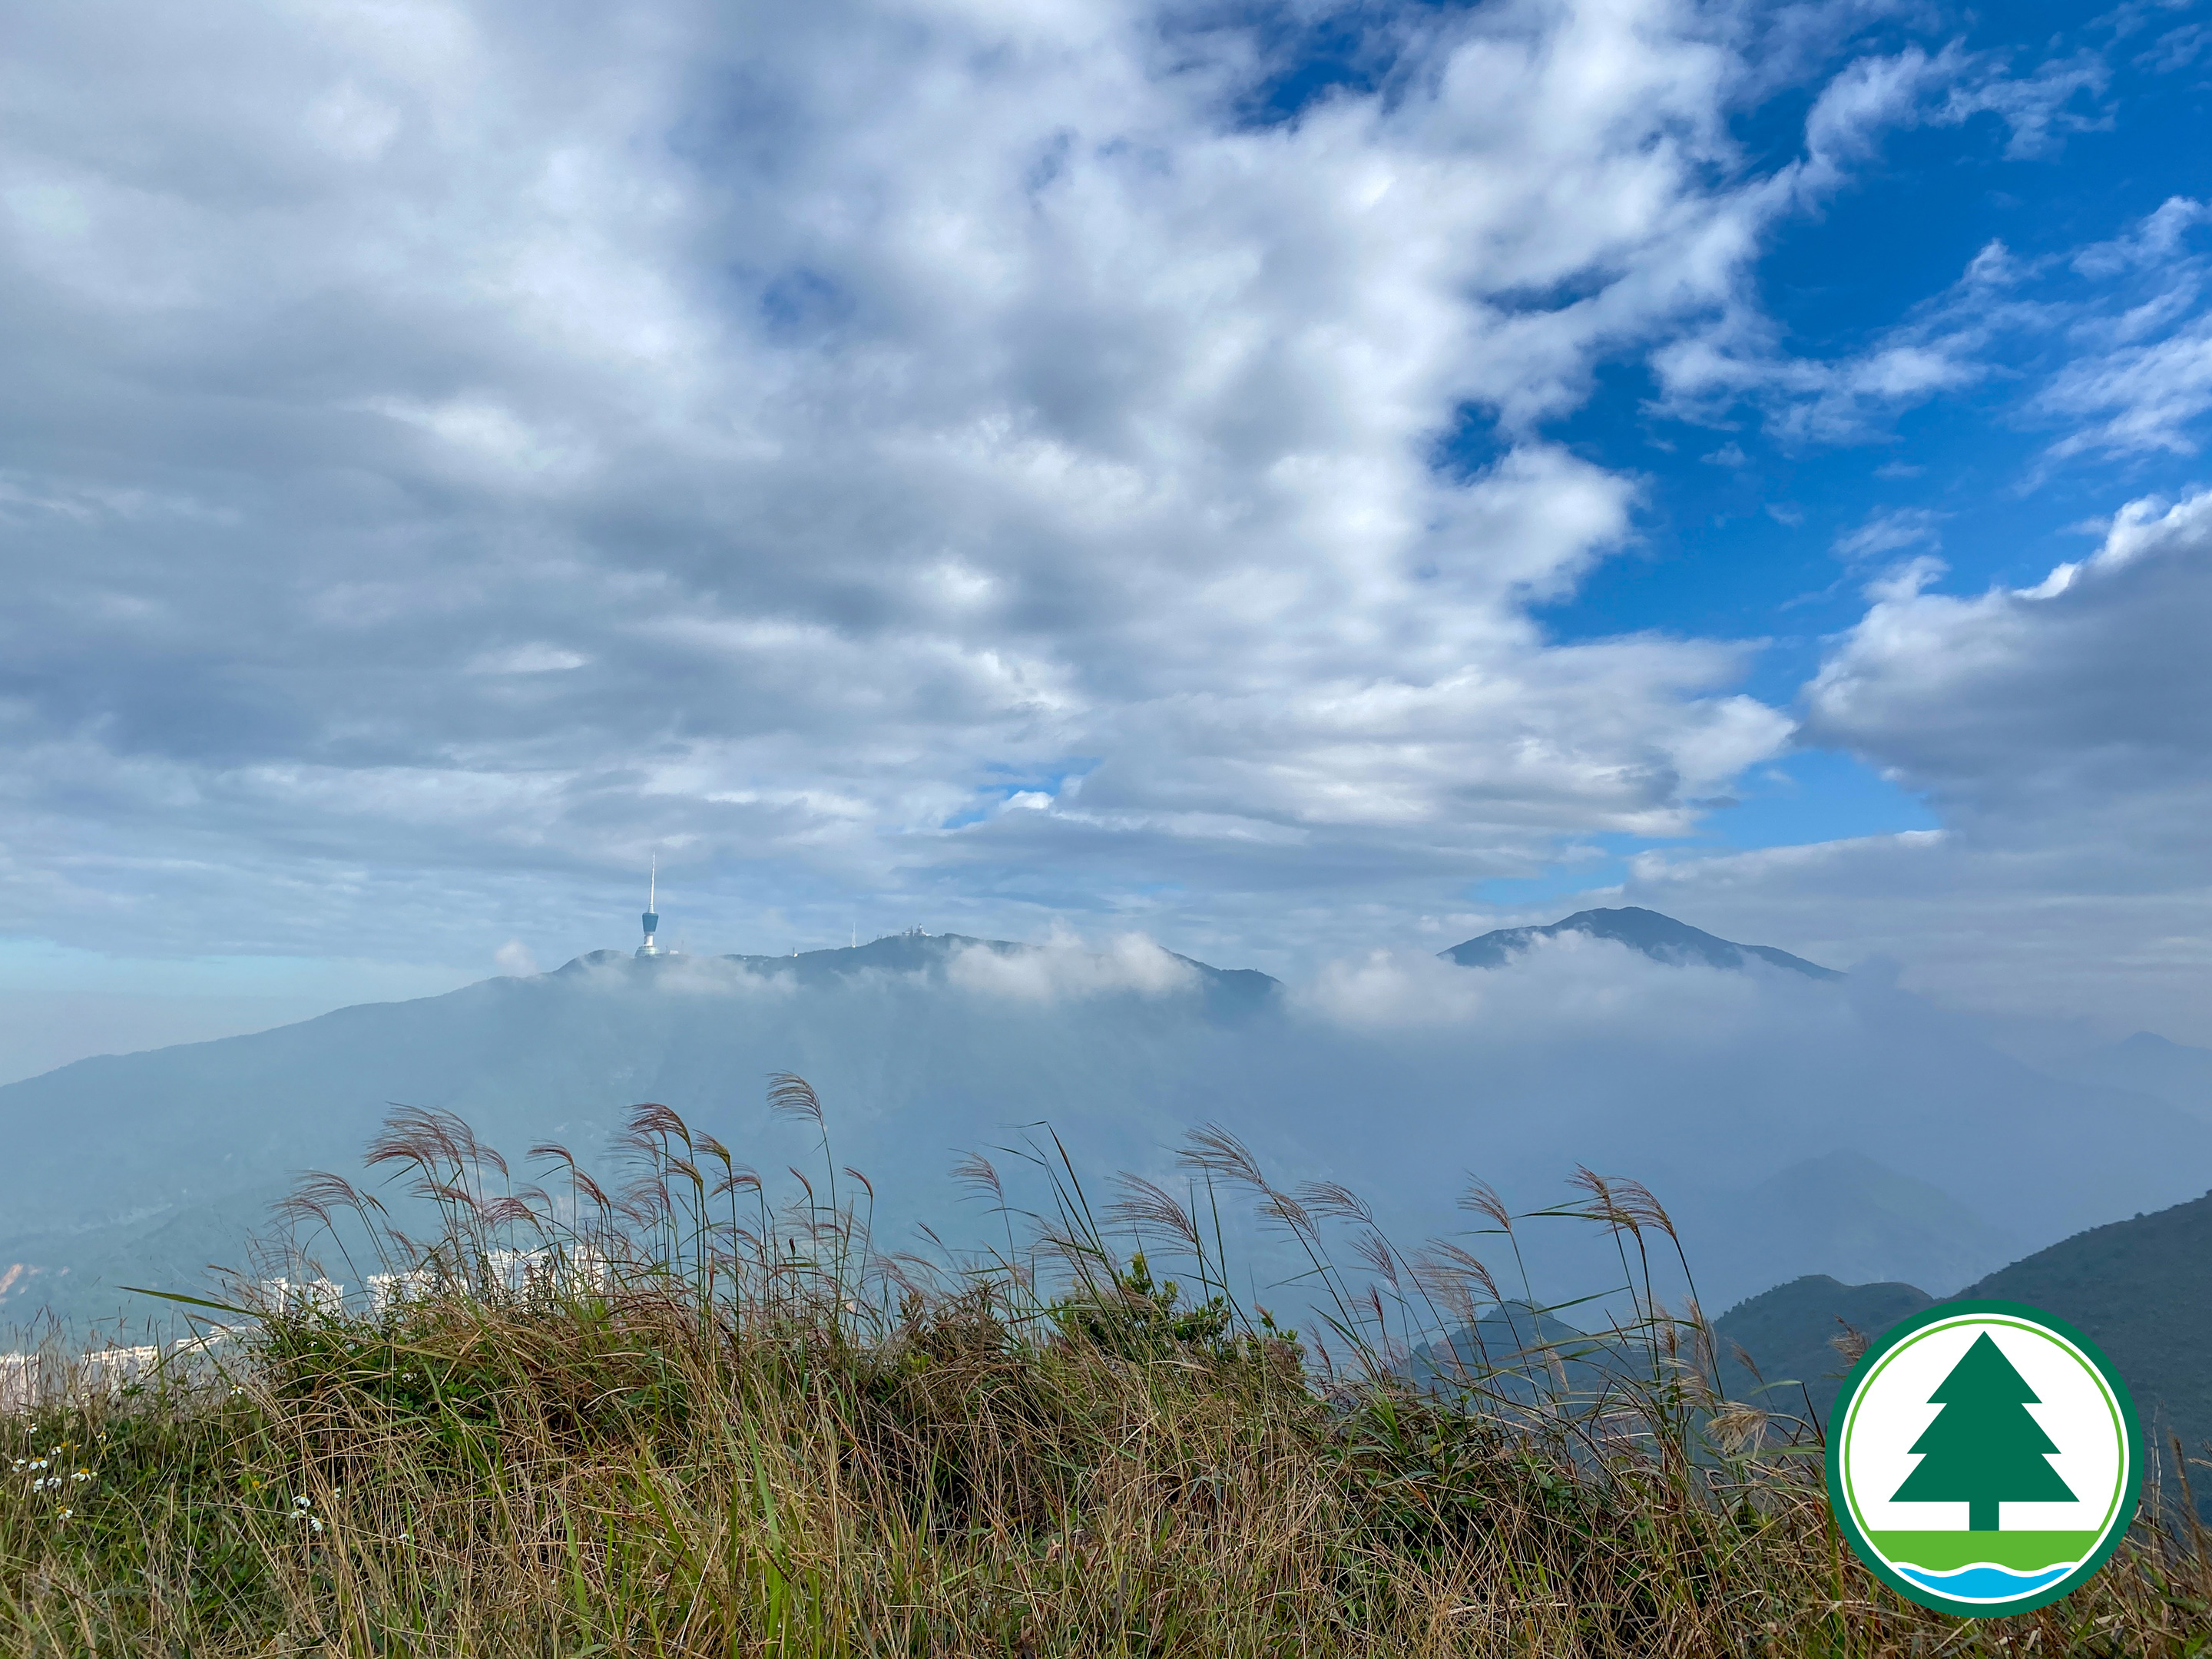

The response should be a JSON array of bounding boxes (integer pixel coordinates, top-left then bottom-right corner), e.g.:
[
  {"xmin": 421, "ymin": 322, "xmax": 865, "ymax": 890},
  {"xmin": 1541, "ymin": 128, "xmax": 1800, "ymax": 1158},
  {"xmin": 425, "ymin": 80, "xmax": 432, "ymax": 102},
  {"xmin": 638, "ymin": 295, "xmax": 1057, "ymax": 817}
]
[
  {"xmin": 2, "ymin": 0, "xmax": 2207, "ymax": 1048},
  {"xmin": 8, "ymin": 932, "xmax": 2207, "ymax": 1318},
  {"xmin": 2, "ymin": 0, "xmax": 1866, "ymax": 966}
]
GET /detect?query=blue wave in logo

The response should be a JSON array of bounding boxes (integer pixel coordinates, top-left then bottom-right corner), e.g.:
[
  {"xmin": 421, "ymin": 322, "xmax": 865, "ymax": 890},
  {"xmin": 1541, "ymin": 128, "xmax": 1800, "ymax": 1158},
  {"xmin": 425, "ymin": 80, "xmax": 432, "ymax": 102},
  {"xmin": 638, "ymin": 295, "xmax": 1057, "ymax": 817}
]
[{"xmin": 1897, "ymin": 1563, "xmax": 2075, "ymax": 1601}]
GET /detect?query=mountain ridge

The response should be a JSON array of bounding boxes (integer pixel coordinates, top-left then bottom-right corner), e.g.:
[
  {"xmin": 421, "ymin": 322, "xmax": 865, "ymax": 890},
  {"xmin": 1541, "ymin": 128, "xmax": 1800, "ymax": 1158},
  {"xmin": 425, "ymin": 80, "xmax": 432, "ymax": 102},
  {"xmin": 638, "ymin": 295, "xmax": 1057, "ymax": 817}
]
[
  {"xmin": 1711, "ymin": 1190, "xmax": 2212, "ymax": 1516},
  {"xmin": 5, "ymin": 909, "xmax": 2208, "ymax": 1331},
  {"xmin": 1441, "ymin": 906, "xmax": 1841, "ymax": 979},
  {"xmin": 1958, "ymin": 1189, "xmax": 2212, "ymax": 1489}
]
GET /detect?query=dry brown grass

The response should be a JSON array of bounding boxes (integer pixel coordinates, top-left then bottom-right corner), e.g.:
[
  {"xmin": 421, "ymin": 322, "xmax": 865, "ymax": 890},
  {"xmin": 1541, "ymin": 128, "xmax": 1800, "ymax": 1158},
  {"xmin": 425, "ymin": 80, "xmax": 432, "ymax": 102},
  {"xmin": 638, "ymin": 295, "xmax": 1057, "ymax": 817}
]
[{"xmin": 2, "ymin": 1094, "xmax": 2207, "ymax": 1656}]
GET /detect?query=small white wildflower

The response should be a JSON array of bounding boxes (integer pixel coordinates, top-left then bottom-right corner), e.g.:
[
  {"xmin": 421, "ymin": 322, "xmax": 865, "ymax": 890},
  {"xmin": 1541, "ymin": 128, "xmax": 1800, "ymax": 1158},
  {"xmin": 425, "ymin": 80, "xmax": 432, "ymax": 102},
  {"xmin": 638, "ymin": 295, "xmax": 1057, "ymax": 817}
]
[
  {"xmin": 55, "ymin": 1508, "xmax": 71, "ymax": 1520},
  {"xmin": 29, "ymin": 1459, "xmax": 47, "ymax": 1471},
  {"xmin": 308, "ymin": 1517, "xmax": 324, "ymax": 1534},
  {"xmin": 293, "ymin": 1494, "xmax": 313, "ymax": 1509},
  {"xmin": 71, "ymin": 1470, "xmax": 91, "ymax": 1482}
]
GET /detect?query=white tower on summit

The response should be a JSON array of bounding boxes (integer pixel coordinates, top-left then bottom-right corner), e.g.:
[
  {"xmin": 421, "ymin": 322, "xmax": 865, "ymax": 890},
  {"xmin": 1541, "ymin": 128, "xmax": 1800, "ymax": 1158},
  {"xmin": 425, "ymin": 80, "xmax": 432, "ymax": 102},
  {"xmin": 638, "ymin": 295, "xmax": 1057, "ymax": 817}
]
[{"xmin": 637, "ymin": 857, "xmax": 661, "ymax": 958}]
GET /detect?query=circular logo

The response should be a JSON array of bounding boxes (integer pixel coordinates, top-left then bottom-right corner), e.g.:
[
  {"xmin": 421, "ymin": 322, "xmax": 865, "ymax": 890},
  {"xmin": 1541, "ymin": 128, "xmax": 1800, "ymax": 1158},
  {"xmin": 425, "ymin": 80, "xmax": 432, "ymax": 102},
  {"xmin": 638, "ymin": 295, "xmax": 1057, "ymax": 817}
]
[{"xmin": 1826, "ymin": 1300, "xmax": 2142, "ymax": 1617}]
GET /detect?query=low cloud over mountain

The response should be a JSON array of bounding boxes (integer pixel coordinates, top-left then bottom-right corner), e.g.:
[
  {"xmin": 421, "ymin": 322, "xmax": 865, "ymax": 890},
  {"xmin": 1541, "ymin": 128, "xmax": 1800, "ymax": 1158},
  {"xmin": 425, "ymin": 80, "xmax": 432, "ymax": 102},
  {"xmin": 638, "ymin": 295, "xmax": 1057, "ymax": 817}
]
[
  {"xmin": 5, "ymin": 912, "xmax": 2203, "ymax": 1328},
  {"xmin": 1439, "ymin": 906, "xmax": 1840, "ymax": 979}
]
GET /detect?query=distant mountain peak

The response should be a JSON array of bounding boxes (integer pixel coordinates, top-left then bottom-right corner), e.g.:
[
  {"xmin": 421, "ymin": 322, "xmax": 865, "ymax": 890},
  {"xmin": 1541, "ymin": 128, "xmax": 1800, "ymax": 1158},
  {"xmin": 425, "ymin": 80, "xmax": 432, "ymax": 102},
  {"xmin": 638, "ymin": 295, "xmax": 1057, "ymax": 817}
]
[
  {"xmin": 551, "ymin": 931, "xmax": 1283, "ymax": 1013},
  {"xmin": 2117, "ymin": 1029, "xmax": 2200, "ymax": 1057},
  {"xmin": 1440, "ymin": 906, "xmax": 1841, "ymax": 980}
]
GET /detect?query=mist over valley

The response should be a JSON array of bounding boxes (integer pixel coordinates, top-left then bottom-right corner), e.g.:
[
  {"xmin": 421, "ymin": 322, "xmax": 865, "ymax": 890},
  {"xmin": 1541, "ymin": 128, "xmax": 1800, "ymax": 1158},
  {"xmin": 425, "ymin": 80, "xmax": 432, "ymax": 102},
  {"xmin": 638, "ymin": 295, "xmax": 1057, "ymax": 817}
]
[{"xmin": 7, "ymin": 909, "xmax": 2204, "ymax": 1336}]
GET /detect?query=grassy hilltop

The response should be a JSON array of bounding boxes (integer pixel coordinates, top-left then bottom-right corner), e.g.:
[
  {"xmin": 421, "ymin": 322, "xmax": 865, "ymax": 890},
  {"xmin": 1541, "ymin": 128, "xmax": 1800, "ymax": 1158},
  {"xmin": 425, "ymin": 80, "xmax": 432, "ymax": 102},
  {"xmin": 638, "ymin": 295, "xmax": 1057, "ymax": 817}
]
[{"xmin": 3, "ymin": 1091, "xmax": 2208, "ymax": 1657}]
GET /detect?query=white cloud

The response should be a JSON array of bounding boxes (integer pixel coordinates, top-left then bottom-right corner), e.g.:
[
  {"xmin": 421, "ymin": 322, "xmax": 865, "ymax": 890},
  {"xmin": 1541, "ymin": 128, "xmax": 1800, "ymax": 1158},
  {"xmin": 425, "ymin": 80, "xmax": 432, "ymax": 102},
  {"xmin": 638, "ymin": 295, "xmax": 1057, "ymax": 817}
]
[
  {"xmin": 25, "ymin": 0, "xmax": 2190, "ymax": 1009},
  {"xmin": 469, "ymin": 643, "xmax": 589, "ymax": 675},
  {"xmin": 1660, "ymin": 184, "xmax": 2212, "ymax": 469},
  {"xmin": 1942, "ymin": 50, "xmax": 2109, "ymax": 161},
  {"xmin": 1293, "ymin": 929, "xmax": 1780, "ymax": 1035},
  {"xmin": 2041, "ymin": 319, "xmax": 2212, "ymax": 460},
  {"xmin": 1831, "ymin": 506, "xmax": 1945, "ymax": 565},
  {"xmin": 2028, "ymin": 197, "xmax": 2212, "ymax": 462},
  {"xmin": 1803, "ymin": 491, "xmax": 2212, "ymax": 811},
  {"xmin": 1654, "ymin": 237, "xmax": 2036, "ymax": 442},
  {"xmin": 2137, "ymin": 20, "xmax": 2212, "ymax": 74},
  {"xmin": 946, "ymin": 928, "xmax": 1198, "ymax": 1002},
  {"xmin": 1618, "ymin": 492, "xmax": 2212, "ymax": 1038},
  {"xmin": 1643, "ymin": 31, "xmax": 2116, "ymax": 440},
  {"xmin": 2068, "ymin": 194, "xmax": 2210, "ymax": 280},
  {"xmin": 7, "ymin": 0, "xmax": 1896, "ymax": 967}
]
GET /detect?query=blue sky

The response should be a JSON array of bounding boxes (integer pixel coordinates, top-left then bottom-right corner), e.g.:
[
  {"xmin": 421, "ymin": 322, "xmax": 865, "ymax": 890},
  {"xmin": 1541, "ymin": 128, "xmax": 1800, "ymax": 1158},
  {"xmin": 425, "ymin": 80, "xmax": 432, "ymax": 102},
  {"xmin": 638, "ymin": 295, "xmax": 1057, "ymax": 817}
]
[
  {"xmin": 4, "ymin": 0, "xmax": 2212, "ymax": 1078},
  {"xmin": 1538, "ymin": 2, "xmax": 2211, "ymax": 848}
]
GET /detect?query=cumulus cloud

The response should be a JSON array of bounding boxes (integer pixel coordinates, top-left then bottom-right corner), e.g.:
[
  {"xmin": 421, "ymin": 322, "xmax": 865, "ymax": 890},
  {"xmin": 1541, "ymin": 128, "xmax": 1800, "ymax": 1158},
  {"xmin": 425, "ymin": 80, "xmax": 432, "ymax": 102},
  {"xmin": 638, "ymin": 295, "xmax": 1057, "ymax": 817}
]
[
  {"xmin": 1614, "ymin": 492, "xmax": 2212, "ymax": 1038},
  {"xmin": 5, "ymin": 0, "xmax": 2188, "ymax": 1025},
  {"xmin": 0, "ymin": 0, "xmax": 1969, "ymax": 971},
  {"xmin": 1804, "ymin": 491, "xmax": 2212, "ymax": 814}
]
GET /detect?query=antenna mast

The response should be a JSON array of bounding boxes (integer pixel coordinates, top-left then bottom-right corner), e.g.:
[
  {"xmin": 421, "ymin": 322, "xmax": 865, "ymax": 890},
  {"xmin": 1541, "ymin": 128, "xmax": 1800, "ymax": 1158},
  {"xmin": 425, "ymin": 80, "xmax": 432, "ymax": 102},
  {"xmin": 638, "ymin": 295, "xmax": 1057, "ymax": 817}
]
[{"xmin": 637, "ymin": 856, "xmax": 662, "ymax": 959}]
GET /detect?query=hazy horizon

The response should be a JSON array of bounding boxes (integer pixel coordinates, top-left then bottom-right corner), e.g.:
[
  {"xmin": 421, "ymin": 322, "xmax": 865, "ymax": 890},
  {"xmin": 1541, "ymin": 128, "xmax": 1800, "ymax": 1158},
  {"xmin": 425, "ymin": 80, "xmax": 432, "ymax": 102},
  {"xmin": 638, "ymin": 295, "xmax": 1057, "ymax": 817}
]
[
  {"xmin": 10, "ymin": 923, "xmax": 2207, "ymax": 1332},
  {"xmin": 5, "ymin": 2, "xmax": 2212, "ymax": 1065},
  {"xmin": 3, "ymin": 896, "xmax": 2198, "ymax": 1091}
]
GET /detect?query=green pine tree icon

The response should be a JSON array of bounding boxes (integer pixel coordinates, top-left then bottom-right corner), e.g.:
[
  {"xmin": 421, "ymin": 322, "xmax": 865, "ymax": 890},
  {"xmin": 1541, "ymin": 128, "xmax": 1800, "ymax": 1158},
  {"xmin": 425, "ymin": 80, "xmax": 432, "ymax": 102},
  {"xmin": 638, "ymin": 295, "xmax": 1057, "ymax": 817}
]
[{"xmin": 1891, "ymin": 1332, "xmax": 2076, "ymax": 1532}]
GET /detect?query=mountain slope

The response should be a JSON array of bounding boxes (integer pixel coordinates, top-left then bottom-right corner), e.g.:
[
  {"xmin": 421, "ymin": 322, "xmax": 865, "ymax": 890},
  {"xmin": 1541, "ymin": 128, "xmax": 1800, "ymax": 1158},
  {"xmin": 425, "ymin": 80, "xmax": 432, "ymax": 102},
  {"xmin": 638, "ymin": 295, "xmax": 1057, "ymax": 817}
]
[
  {"xmin": 5, "ymin": 919, "xmax": 2210, "ymax": 1331},
  {"xmin": 0, "ymin": 933, "xmax": 1291, "ymax": 1326},
  {"xmin": 1440, "ymin": 907, "xmax": 1841, "ymax": 979},
  {"xmin": 1958, "ymin": 1190, "xmax": 2212, "ymax": 1475},
  {"xmin": 1713, "ymin": 1275, "xmax": 1935, "ymax": 1423},
  {"xmin": 0, "ymin": 1184, "xmax": 287, "ymax": 1332},
  {"xmin": 1718, "ymin": 1191, "xmax": 2212, "ymax": 1518},
  {"xmin": 0, "ymin": 932, "xmax": 1277, "ymax": 1240}
]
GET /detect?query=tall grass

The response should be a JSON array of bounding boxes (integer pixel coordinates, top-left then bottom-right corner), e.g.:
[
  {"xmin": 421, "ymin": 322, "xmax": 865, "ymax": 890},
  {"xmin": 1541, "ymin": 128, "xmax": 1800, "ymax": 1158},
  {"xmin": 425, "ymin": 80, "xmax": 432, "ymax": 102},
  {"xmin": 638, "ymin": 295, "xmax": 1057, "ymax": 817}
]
[{"xmin": 2, "ymin": 1081, "xmax": 2207, "ymax": 1655}]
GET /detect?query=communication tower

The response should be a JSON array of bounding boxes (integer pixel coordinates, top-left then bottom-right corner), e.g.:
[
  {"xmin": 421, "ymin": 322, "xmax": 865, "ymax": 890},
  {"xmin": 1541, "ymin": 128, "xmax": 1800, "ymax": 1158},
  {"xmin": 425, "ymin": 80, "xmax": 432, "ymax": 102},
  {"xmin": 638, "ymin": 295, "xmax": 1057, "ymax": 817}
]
[{"xmin": 637, "ymin": 858, "xmax": 661, "ymax": 958}]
